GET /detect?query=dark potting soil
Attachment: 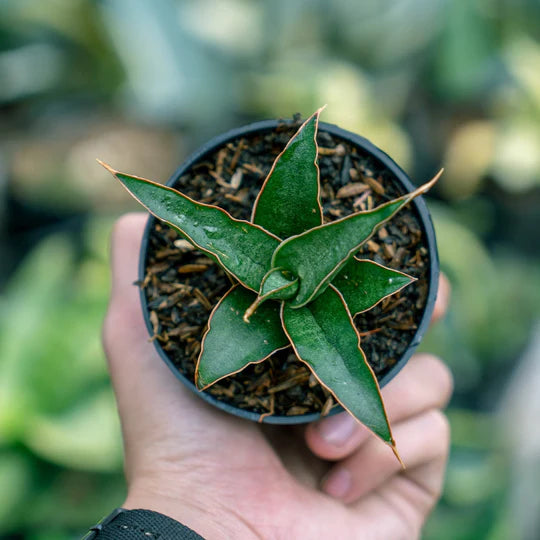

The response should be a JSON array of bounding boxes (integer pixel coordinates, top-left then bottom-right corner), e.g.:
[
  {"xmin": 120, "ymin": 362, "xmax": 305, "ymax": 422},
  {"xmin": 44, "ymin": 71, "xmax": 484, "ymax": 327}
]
[{"xmin": 141, "ymin": 117, "xmax": 430, "ymax": 418}]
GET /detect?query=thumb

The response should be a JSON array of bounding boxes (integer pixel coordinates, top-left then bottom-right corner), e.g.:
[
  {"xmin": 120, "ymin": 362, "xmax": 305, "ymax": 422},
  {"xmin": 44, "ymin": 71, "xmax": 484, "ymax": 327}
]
[
  {"xmin": 103, "ymin": 214, "xmax": 208, "ymax": 459},
  {"xmin": 103, "ymin": 213, "xmax": 181, "ymax": 400}
]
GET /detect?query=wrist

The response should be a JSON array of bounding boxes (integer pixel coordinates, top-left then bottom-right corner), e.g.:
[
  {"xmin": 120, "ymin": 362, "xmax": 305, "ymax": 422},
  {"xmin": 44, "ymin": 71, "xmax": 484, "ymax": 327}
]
[
  {"xmin": 86, "ymin": 508, "xmax": 204, "ymax": 539},
  {"xmin": 124, "ymin": 480, "xmax": 258, "ymax": 540}
]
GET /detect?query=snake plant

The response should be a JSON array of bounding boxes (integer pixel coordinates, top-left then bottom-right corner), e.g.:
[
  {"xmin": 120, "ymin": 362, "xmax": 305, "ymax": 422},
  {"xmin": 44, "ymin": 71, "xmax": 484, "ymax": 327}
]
[{"xmin": 100, "ymin": 107, "xmax": 441, "ymax": 460}]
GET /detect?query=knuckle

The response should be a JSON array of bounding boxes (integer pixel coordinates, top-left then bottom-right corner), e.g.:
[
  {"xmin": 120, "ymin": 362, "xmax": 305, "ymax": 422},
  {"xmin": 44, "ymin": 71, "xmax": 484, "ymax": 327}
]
[
  {"xmin": 416, "ymin": 353, "xmax": 454, "ymax": 406},
  {"xmin": 431, "ymin": 358, "xmax": 454, "ymax": 405},
  {"xmin": 427, "ymin": 409, "xmax": 451, "ymax": 451},
  {"xmin": 439, "ymin": 272, "xmax": 451, "ymax": 299},
  {"xmin": 433, "ymin": 273, "xmax": 450, "ymax": 316}
]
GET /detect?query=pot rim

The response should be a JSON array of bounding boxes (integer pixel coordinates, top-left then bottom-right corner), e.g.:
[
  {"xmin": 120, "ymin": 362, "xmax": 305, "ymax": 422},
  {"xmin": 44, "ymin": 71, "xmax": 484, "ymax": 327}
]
[{"xmin": 138, "ymin": 119, "xmax": 439, "ymax": 425}]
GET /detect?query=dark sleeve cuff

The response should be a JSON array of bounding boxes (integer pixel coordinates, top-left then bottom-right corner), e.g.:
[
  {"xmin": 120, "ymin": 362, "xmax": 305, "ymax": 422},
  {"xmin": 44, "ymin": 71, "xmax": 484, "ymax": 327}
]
[{"xmin": 84, "ymin": 508, "xmax": 205, "ymax": 539}]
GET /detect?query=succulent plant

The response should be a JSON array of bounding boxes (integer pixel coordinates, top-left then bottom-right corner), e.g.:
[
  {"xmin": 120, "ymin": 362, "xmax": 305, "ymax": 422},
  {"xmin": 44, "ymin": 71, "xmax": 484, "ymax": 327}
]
[{"xmin": 99, "ymin": 107, "xmax": 441, "ymax": 460}]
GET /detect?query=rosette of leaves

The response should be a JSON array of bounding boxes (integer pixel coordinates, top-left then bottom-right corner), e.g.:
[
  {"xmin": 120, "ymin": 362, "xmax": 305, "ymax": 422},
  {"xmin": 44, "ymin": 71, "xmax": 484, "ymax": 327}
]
[{"xmin": 100, "ymin": 107, "xmax": 441, "ymax": 459}]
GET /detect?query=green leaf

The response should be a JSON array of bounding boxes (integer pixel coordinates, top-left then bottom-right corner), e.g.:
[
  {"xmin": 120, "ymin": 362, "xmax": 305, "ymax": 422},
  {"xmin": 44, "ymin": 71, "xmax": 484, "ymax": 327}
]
[
  {"xmin": 333, "ymin": 259, "xmax": 415, "ymax": 315},
  {"xmin": 196, "ymin": 286, "xmax": 289, "ymax": 389},
  {"xmin": 273, "ymin": 171, "xmax": 442, "ymax": 307},
  {"xmin": 243, "ymin": 268, "xmax": 298, "ymax": 323},
  {"xmin": 259, "ymin": 268, "xmax": 298, "ymax": 299},
  {"xmin": 251, "ymin": 108, "xmax": 324, "ymax": 238},
  {"xmin": 281, "ymin": 285, "xmax": 394, "ymax": 446},
  {"xmin": 100, "ymin": 162, "xmax": 280, "ymax": 292}
]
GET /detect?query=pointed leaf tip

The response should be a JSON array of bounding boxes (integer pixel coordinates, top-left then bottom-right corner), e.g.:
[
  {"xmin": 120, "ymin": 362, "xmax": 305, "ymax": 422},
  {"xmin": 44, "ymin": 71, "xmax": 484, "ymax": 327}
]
[
  {"xmin": 281, "ymin": 285, "xmax": 394, "ymax": 445},
  {"xmin": 251, "ymin": 107, "xmax": 323, "ymax": 238},
  {"xmin": 100, "ymin": 166, "xmax": 280, "ymax": 292},
  {"xmin": 408, "ymin": 168, "xmax": 443, "ymax": 199},
  {"xmin": 391, "ymin": 444, "xmax": 405, "ymax": 469},
  {"xmin": 333, "ymin": 259, "xmax": 415, "ymax": 316},
  {"xmin": 270, "ymin": 171, "xmax": 441, "ymax": 308},
  {"xmin": 96, "ymin": 159, "xmax": 116, "ymax": 174}
]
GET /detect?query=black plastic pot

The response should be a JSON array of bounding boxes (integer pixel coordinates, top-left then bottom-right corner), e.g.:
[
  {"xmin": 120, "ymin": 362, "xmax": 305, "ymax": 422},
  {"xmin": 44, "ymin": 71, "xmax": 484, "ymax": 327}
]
[{"xmin": 139, "ymin": 120, "xmax": 439, "ymax": 425}]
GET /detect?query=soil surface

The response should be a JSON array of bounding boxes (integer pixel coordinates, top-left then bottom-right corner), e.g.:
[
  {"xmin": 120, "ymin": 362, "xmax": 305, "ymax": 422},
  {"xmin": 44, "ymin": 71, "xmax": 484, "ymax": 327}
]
[{"xmin": 141, "ymin": 116, "xmax": 430, "ymax": 418}]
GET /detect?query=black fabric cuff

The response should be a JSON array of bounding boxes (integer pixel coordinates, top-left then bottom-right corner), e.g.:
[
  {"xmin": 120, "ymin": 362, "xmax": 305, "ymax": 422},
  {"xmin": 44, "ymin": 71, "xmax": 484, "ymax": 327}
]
[{"xmin": 84, "ymin": 508, "xmax": 205, "ymax": 539}]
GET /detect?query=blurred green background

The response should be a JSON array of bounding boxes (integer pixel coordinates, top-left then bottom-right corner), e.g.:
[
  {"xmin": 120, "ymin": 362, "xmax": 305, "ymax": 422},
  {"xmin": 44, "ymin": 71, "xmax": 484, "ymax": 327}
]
[{"xmin": 1, "ymin": 0, "xmax": 539, "ymax": 538}]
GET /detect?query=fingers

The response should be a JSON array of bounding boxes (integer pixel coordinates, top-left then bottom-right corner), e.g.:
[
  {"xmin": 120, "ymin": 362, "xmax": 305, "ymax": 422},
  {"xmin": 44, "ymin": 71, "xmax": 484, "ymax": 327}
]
[
  {"xmin": 305, "ymin": 273, "xmax": 451, "ymax": 462},
  {"xmin": 350, "ymin": 452, "xmax": 449, "ymax": 539},
  {"xmin": 431, "ymin": 273, "xmax": 450, "ymax": 324},
  {"xmin": 305, "ymin": 354, "xmax": 453, "ymax": 460},
  {"xmin": 350, "ymin": 417, "xmax": 450, "ymax": 539},
  {"xmin": 322, "ymin": 409, "xmax": 450, "ymax": 503}
]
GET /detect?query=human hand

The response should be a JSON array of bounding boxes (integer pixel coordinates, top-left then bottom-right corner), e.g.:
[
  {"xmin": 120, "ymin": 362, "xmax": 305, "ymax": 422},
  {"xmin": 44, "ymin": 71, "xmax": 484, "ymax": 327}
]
[{"xmin": 103, "ymin": 213, "xmax": 453, "ymax": 540}]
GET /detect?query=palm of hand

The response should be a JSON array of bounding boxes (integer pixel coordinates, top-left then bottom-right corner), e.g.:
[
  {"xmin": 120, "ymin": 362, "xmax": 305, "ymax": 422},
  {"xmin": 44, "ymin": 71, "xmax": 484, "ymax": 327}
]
[{"xmin": 121, "ymin": 383, "xmax": 446, "ymax": 540}]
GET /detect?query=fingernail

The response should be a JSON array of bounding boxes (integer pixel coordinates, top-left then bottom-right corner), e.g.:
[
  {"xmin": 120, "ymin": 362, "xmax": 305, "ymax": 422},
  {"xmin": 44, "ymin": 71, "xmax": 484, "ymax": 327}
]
[
  {"xmin": 323, "ymin": 468, "xmax": 351, "ymax": 499},
  {"xmin": 317, "ymin": 414, "xmax": 356, "ymax": 446}
]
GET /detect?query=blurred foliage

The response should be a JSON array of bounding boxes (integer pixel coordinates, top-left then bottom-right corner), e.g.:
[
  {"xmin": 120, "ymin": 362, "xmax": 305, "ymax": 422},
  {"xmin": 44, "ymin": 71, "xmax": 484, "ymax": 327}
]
[
  {"xmin": 0, "ymin": 219, "xmax": 125, "ymax": 536},
  {"xmin": 0, "ymin": 0, "xmax": 539, "ymax": 537}
]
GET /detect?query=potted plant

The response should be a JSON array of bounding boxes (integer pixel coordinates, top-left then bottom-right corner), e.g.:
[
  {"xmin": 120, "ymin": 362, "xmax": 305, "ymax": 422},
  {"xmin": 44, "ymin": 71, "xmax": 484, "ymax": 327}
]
[{"xmin": 99, "ymin": 107, "xmax": 440, "ymax": 460}]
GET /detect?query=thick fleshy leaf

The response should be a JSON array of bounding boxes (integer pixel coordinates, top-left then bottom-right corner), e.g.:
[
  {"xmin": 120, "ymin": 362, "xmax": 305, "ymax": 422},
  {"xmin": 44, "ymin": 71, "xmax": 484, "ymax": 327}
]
[
  {"xmin": 100, "ymin": 162, "xmax": 280, "ymax": 292},
  {"xmin": 195, "ymin": 286, "xmax": 289, "ymax": 389},
  {"xmin": 273, "ymin": 171, "xmax": 442, "ymax": 307},
  {"xmin": 259, "ymin": 268, "xmax": 298, "ymax": 299},
  {"xmin": 251, "ymin": 108, "xmax": 323, "ymax": 238},
  {"xmin": 281, "ymin": 285, "xmax": 394, "ymax": 446},
  {"xmin": 243, "ymin": 268, "xmax": 298, "ymax": 323},
  {"xmin": 333, "ymin": 259, "xmax": 415, "ymax": 315}
]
